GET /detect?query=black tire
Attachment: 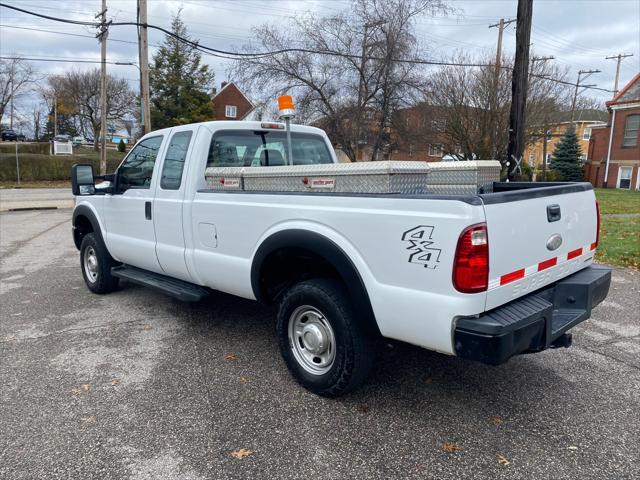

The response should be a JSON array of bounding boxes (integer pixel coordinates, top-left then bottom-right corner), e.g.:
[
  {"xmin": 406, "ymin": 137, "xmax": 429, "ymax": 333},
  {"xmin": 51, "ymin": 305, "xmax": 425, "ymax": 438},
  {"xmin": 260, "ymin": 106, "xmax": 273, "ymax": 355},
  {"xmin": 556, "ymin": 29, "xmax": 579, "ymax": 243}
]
[
  {"xmin": 276, "ymin": 278, "xmax": 375, "ymax": 397},
  {"xmin": 79, "ymin": 232, "xmax": 119, "ymax": 294}
]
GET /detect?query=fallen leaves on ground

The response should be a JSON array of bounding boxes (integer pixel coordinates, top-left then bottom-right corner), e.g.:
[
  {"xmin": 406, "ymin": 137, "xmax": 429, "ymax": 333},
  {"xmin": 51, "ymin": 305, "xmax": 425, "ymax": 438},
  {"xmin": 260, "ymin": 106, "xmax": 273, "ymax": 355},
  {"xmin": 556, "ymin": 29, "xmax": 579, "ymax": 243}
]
[
  {"xmin": 357, "ymin": 404, "xmax": 370, "ymax": 413},
  {"xmin": 442, "ymin": 442, "xmax": 463, "ymax": 453},
  {"xmin": 81, "ymin": 383, "xmax": 92, "ymax": 392},
  {"xmin": 230, "ymin": 448, "xmax": 253, "ymax": 459},
  {"xmin": 70, "ymin": 388, "xmax": 81, "ymax": 397},
  {"xmin": 497, "ymin": 454, "xmax": 510, "ymax": 465},
  {"xmin": 143, "ymin": 324, "xmax": 153, "ymax": 331},
  {"xmin": 488, "ymin": 416, "xmax": 503, "ymax": 426},
  {"xmin": 224, "ymin": 353, "xmax": 238, "ymax": 361},
  {"xmin": 81, "ymin": 416, "xmax": 96, "ymax": 424},
  {"xmin": 111, "ymin": 379, "xmax": 121, "ymax": 386},
  {"xmin": 239, "ymin": 377, "xmax": 251, "ymax": 384}
]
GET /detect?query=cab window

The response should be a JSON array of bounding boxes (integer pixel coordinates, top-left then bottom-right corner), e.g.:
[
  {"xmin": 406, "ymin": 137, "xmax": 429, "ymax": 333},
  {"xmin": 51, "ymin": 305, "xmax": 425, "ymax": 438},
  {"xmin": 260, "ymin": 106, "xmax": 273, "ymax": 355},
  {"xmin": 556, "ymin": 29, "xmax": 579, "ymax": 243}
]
[
  {"xmin": 206, "ymin": 130, "xmax": 332, "ymax": 168},
  {"xmin": 117, "ymin": 136, "xmax": 163, "ymax": 192},
  {"xmin": 161, "ymin": 131, "xmax": 192, "ymax": 190}
]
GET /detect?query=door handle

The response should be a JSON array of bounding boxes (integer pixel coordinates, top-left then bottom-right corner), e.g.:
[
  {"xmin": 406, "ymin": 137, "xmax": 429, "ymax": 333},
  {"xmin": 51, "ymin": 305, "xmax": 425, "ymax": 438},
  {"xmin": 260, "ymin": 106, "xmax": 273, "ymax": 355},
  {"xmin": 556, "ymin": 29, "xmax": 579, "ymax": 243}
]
[{"xmin": 145, "ymin": 201, "xmax": 152, "ymax": 220}]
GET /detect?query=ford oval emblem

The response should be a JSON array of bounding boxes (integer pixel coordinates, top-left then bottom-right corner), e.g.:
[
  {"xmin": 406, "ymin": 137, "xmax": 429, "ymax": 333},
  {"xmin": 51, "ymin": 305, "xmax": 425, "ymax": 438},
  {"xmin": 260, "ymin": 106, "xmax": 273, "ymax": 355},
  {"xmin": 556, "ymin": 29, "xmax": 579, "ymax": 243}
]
[{"xmin": 546, "ymin": 233, "xmax": 563, "ymax": 251}]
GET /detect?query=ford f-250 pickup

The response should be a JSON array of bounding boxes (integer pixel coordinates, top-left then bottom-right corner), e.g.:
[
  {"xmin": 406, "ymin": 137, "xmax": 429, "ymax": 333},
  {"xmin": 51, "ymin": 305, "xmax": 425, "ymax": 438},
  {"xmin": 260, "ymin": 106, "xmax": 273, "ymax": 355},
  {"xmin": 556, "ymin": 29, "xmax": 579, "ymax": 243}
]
[{"xmin": 70, "ymin": 120, "xmax": 611, "ymax": 396}]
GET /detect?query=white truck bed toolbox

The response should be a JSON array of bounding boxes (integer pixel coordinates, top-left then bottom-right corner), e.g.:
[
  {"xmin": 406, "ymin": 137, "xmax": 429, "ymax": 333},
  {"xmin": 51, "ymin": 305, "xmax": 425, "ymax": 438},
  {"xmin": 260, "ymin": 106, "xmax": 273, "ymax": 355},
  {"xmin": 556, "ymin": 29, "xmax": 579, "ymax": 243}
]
[
  {"xmin": 204, "ymin": 167, "xmax": 244, "ymax": 190},
  {"xmin": 243, "ymin": 161, "xmax": 430, "ymax": 194},
  {"xmin": 204, "ymin": 160, "xmax": 501, "ymax": 195}
]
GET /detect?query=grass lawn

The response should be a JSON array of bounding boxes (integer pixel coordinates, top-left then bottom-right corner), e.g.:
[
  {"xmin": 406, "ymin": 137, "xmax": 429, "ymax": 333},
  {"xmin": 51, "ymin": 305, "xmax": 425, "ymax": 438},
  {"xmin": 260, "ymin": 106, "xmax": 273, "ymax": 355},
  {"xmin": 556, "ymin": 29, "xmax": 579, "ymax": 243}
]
[
  {"xmin": 594, "ymin": 188, "xmax": 640, "ymax": 214},
  {"xmin": 594, "ymin": 188, "xmax": 640, "ymax": 269}
]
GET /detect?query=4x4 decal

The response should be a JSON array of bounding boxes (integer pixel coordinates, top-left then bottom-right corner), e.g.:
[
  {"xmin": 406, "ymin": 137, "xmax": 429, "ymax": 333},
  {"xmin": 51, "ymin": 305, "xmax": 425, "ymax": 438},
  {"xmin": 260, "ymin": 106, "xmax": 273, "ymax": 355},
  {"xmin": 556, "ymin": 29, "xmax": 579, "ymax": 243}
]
[{"xmin": 402, "ymin": 225, "xmax": 441, "ymax": 269}]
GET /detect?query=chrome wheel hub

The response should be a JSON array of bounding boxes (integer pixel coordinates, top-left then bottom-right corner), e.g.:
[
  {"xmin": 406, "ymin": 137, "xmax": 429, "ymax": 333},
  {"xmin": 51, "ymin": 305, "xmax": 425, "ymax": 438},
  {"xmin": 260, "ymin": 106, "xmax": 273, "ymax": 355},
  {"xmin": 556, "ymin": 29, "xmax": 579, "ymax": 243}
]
[
  {"xmin": 83, "ymin": 246, "xmax": 99, "ymax": 283},
  {"xmin": 288, "ymin": 306, "xmax": 336, "ymax": 375}
]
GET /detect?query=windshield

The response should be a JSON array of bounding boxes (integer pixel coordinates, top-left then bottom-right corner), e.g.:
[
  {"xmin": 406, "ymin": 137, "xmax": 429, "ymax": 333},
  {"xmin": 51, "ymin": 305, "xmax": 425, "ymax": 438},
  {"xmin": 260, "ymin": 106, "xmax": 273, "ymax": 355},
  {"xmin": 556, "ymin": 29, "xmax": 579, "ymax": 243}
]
[{"xmin": 206, "ymin": 130, "xmax": 333, "ymax": 168}]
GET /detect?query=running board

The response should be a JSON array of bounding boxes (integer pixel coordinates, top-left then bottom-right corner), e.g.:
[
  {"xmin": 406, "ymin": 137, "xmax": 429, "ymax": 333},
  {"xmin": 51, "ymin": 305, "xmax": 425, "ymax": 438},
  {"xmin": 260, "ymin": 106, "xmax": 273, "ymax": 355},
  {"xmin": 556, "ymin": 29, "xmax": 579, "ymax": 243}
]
[{"xmin": 111, "ymin": 265, "xmax": 209, "ymax": 302}]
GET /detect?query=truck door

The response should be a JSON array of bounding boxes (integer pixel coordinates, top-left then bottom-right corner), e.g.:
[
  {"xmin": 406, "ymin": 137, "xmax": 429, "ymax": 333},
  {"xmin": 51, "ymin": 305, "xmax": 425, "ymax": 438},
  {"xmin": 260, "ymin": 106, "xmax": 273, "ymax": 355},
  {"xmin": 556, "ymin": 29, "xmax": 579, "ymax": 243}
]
[
  {"xmin": 152, "ymin": 126, "xmax": 195, "ymax": 282},
  {"xmin": 103, "ymin": 134, "xmax": 165, "ymax": 273}
]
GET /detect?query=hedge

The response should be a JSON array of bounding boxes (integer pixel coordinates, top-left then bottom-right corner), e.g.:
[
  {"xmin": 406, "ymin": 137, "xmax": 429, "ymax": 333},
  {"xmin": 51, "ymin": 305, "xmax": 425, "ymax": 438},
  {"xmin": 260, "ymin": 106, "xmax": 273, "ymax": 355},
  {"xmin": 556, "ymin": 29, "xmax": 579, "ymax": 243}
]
[
  {"xmin": 0, "ymin": 142, "xmax": 51, "ymax": 155},
  {"xmin": 0, "ymin": 150, "xmax": 126, "ymax": 181}
]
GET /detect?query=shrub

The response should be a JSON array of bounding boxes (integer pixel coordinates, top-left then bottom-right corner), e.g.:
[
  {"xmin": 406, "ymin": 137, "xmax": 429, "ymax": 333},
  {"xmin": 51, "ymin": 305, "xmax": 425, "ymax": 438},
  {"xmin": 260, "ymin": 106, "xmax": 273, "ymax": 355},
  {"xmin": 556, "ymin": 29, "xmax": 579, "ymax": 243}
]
[
  {"xmin": 117, "ymin": 139, "xmax": 126, "ymax": 152},
  {"xmin": 0, "ymin": 142, "xmax": 50, "ymax": 155},
  {"xmin": 0, "ymin": 150, "xmax": 125, "ymax": 181}
]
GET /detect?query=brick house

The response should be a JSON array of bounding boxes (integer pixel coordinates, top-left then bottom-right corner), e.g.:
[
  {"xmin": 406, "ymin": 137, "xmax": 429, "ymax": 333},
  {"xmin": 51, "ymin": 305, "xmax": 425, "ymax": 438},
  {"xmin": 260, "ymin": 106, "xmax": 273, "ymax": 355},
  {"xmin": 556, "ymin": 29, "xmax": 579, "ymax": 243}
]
[
  {"xmin": 585, "ymin": 73, "xmax": 640, "ymax": 190},
  {"xmin": 523, "ymin": 110, "xmax": 607, "ymax": 169},
  {"xmin": 331, "ymin": 104, "xmax": 456, "ymax": 163},
  {"xmin": 211, "ymin": 82, "xmax": 255, "ymax": 121}
]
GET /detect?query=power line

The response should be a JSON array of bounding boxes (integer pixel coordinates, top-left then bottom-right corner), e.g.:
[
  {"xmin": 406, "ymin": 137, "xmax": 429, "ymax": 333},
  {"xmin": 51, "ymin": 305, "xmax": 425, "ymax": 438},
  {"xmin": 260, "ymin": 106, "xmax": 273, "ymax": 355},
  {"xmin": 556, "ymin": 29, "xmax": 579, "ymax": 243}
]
[
  {"xmin": 0, "ymin": 2, "xmax": 615, "ymax": 93},
  {"xmin": 0, "ymin": 55, "xmax": 131, "ymax": 65}
]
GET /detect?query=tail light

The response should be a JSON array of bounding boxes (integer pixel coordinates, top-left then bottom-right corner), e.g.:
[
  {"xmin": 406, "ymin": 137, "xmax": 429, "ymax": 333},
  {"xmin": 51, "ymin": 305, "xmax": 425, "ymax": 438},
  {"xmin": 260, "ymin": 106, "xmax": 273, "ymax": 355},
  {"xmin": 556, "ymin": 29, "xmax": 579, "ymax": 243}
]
[
  {"xmin": 453, "ymin": 223, "xmax": 489, "ymax": 293},
  {"xmin": 591, "ymin": 201, "xmax": 600, "ymax": 250}
]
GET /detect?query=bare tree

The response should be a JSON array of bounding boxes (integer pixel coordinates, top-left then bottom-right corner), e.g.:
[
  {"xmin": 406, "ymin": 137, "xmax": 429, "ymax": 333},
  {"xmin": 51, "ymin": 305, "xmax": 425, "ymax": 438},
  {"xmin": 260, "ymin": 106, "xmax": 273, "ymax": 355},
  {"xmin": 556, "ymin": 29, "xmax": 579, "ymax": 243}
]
[
  {"xmin": 231, "ymin": 0, "xmax": 446, "ymax": 162},
  {"xmin": 0, "ymin": 57, "xmax": 36, "ymax": 126},
  {"xmin": 48, "ymin": 69, "xmax": 135, "ymax": 150},
  {"xmin": 424, "ymin": 53, "xmax": 573, "ymax": 162}
]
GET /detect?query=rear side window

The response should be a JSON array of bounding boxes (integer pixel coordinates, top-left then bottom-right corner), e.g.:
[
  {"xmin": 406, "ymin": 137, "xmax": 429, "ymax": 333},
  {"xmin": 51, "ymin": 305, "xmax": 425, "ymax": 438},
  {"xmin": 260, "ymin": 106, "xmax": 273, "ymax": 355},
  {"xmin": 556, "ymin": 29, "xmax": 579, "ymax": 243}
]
[
  {"xmin": 206, "ymin": 130, "xmax": 333, "ymax": 168},
  {"xmin": 117, "ymin": 135, "xmax": 163, "ymax": 192},
  {"xmin": 161, "ymin": 130, "xmax": 193, "ymax": 190}
]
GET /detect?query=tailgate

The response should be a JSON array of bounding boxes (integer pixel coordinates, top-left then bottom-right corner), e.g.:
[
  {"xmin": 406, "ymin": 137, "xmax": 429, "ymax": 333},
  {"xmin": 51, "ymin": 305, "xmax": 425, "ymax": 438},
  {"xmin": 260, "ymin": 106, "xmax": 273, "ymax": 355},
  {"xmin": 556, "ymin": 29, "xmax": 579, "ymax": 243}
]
[{"xmin": 482, "ymin": 186, "xmax": 598, "ymax": 310}]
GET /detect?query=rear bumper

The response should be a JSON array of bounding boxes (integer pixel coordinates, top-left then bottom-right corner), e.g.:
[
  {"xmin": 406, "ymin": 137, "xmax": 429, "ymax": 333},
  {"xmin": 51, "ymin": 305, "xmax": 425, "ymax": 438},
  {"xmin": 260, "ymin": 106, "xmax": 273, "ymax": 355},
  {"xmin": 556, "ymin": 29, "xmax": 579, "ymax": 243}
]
[{"xmin": 454, "ymin": 265, "xmax": 611, "ymax": 365}]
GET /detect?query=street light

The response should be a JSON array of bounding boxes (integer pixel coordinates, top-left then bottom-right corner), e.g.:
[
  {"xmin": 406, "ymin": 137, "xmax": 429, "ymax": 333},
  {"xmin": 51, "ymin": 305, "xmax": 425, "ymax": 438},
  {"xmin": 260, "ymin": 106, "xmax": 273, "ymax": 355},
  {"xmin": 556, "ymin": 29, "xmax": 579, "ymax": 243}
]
[{"xmin": 115, "ymin": 61, "xmax": 145, "ymax": 135}]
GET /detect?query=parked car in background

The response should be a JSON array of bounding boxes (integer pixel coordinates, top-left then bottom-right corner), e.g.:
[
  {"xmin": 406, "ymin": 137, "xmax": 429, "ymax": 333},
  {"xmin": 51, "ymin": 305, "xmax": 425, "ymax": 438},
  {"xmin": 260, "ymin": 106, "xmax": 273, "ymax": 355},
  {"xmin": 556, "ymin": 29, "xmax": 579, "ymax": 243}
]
[
  {"xmin": 53, "ymin": 134, "xmax": 72, "ymax": 143},
  {"xmin": 1, "ymin": 128, "xmax": 18, "ymax": 141},
  {"xmin": 16, "ymin": 133, "xmax": 26, "ymax": 141},
  {"xmin": 73, "ymin": 136, "xmax": 86, "ymax": 146}
]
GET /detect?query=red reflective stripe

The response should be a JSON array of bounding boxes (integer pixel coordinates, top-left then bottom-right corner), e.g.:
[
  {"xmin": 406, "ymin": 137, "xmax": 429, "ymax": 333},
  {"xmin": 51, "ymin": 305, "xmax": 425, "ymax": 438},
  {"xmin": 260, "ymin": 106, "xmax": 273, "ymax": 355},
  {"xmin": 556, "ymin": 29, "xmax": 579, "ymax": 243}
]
[
  {"xmin": 500, "ymin": 268, "xmax": 525, "ymax": 285},
  {"xmin": 590, "ymin": 242, "xmax": 597, "ymax": 251},
  {"xmin": 567, "ymin": 248, "xmax": 583, "ymax": 260},
  {"xmin": 538, "ymin": 257, "xmax": 558, "ymax": 271}
]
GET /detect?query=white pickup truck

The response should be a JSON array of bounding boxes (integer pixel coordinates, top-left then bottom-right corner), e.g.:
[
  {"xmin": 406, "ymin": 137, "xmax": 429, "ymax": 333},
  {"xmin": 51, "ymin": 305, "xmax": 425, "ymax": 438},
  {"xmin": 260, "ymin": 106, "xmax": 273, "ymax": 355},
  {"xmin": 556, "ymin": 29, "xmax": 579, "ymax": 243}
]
[{"xmin": 71, "ymin": 120, "xmax": 611, "ymax": 396}]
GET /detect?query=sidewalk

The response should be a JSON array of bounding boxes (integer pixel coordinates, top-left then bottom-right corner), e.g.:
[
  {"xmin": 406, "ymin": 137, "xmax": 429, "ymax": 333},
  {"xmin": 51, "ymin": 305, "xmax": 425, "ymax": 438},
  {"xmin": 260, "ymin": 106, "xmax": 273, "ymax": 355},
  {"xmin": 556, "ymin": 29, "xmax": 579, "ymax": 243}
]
[{"xmin": 0, "ymin": 188, "xmax": 74, "ymax": 211}]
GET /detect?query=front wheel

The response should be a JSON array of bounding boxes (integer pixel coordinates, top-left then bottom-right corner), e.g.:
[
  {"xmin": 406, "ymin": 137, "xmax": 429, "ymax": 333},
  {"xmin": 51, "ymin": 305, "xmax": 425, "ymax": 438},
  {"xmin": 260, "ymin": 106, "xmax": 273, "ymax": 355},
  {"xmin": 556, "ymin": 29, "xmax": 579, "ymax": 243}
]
[
  {"xmin": 276, "ymin": 279, "xmax": 374, "ymax": 397},
  {"xmin": 80, "ymin": 232, "xmax": 119, "ymax": 294}
]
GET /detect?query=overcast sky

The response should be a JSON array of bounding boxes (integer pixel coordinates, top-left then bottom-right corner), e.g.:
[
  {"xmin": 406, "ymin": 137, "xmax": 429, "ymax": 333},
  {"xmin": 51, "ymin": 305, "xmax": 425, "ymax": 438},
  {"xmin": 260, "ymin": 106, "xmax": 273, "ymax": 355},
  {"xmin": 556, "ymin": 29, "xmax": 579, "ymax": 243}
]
[{"xmin": 1, "ymin": 0, "xmax": 639, "ymax": 115}]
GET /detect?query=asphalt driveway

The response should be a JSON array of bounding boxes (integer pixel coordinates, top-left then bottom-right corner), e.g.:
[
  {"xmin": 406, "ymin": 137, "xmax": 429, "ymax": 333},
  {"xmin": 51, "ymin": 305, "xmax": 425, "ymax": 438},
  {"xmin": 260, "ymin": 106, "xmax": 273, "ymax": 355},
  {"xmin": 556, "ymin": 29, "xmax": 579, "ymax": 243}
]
[{"xmin": 1, "ymin": 209, "xmax": 639, "ymax": 479}]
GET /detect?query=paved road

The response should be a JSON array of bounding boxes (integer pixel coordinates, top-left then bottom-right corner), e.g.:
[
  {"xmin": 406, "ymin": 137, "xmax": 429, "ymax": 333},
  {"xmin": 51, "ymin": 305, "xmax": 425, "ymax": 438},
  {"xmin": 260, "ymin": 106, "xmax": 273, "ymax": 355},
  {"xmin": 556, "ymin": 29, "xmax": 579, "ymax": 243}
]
[
  {"xmin": 1, "ymin": 209, "xmax": 639, "ymax": 480},
  {"xmin": 0, "ymin": 188, "xmax": 73, "ymax": 211}
]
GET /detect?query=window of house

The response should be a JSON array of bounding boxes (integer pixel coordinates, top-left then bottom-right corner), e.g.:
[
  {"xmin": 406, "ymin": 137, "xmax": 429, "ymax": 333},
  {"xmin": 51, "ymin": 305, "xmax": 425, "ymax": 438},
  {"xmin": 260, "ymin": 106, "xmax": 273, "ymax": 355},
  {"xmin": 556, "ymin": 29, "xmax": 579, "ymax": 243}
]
[
  {"xmin": 583, "ymin": 127, "xmax": 591, "ymax": 141},
  {"xmin": 622, "ymin": 114, "xmax": 639, "ymax": 147},
  {"xmin": 428, "ymin": 143, "xmax": 443, "ymax": 157},
  {"xmin": 618, "ymin": 166, "xmax": 632, "ymax": 189},
  {"xmin": 160, "ymin": 130, "xmax": 193, "ymax": 190},
  {"xmin": 225, "ymin": 105, "xmax": 237, "ymax": 118}
]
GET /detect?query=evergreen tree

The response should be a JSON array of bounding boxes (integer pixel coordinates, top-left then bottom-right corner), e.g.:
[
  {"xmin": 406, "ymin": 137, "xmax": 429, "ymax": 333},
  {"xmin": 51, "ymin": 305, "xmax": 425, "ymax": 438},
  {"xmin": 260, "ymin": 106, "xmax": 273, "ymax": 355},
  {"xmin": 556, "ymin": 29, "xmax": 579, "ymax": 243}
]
[
  {"xmin": 550, "ymin": 126, "xmax": 584, "ymax": 182},
  {"xmin": 150, "ymin": 12, "xmax": 215, "ymax": 129}
]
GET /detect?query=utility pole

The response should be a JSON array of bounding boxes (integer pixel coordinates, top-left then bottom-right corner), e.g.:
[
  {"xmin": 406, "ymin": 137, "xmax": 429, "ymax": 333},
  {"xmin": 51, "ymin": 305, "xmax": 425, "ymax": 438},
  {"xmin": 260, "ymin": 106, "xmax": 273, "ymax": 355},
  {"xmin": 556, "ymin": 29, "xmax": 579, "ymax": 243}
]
[
  {"xmin": 488, "ymin": 18, "xmax": 515, "ymax": 159},
  {"xmin": 529, "ymin": 55, "xmax": 554, "ymax": 76},
  {"xmin": 506, "ymin": 0, "xmax": 533, "ymax": 181},
  {"xmin": 605, "ymin": 53, "xmax": 633, "ymax": 96},
  {"xmin": 9, "ymin": 61, "xmax": 15, "ymax": 129},
  {"xmin": 138, "ymin": 0, "xmax": 151, "ymax": 134},
  {"xmin": 96, "ymin": 0, "xmax": 109, "ymax": 175},
  {"xmin": 53, "ymin": 95, "xmax": 57, "ymax": 137},
  {"xmin": 570, "ymin": 69, "xmax": 600, "ymax": 122}
]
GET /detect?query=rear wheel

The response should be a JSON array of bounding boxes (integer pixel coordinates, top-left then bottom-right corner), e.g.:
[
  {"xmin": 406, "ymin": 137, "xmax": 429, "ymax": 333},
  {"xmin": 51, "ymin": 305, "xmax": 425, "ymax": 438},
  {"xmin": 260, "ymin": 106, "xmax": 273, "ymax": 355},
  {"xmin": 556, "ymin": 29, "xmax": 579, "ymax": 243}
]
[
  {"xmin": 276, "ymin": 278, "xmax": 374, "ymax": 397},
  {"xmin": 80, "ymin": 232, "xmax": 119, "ymax": 294}
]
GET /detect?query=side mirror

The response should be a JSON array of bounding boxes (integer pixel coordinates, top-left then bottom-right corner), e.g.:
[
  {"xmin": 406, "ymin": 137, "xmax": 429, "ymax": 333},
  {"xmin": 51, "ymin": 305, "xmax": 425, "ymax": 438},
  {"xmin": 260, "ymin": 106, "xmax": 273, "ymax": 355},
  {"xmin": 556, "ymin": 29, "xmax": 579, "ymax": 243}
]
[{"xmin": 71, "ymin": 164, "xmax": 95, "ymax": 196}]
